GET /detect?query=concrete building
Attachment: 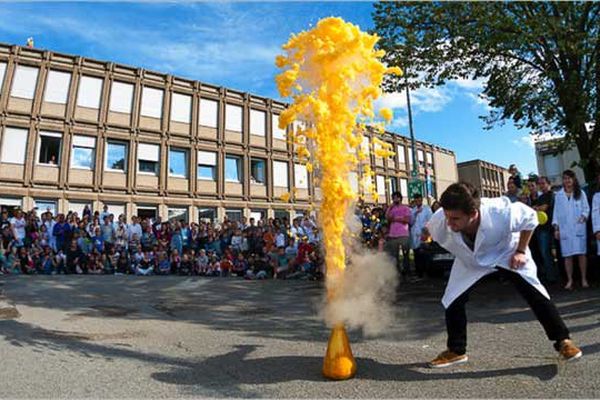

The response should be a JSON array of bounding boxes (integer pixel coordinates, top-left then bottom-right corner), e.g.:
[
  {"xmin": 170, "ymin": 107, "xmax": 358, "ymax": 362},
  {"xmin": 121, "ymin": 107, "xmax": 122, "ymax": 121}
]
[
  {"xmin": 535, "ymin": 137, "xmax": 585, "ymax": 187},
  {"xmin": 457, "ymin": 159, "xmax": 510, "ymax": 197},
  {"xmin": 0, "ymin": 43, "xmax": 457, "ymax": 222}
]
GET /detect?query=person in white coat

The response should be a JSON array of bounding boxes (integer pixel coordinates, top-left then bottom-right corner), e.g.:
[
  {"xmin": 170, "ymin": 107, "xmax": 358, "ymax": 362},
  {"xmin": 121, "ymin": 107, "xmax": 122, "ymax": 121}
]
[
  {"xmin": 410, "ymin": 193, "xmax": 433, "ymax": 278},
  {"xmin": 426, "ymin": 182, "xmax": 581, "ymax": 368},
  {"xmin": 552, "ymin": 170, "xmax": 590, "ymax": 290},
  {"xmin": 592, "ymin": 174, "xmax": 600, "ymax": 257}
]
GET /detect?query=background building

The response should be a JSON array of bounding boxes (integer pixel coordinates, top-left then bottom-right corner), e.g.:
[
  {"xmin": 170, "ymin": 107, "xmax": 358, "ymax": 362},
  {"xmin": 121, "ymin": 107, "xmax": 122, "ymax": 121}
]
[
  {"xmin": 0, "ymin": 43, "xmax": 457, "ymax": 222},
  {"xmin": 535, "ymin": 137, "xmax": 585, "ymax": 187},
  {"xmin": 457, "ymin": 159, "xmax": 510, "ymax": 197}
]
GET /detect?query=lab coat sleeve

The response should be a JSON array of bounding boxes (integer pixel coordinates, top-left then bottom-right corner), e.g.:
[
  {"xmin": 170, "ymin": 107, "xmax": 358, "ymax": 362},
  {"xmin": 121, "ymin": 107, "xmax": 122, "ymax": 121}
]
[
  {"xmin": 509, "ymin": 201, "xmax": 538, "ymax": 232},
  {"xmin": 593, "ymin": 193, "xmax": 600, "ymax": 234},
  {"xmin": 581, "ymin": 190, "xmax": 590, "ymax": 219},
  {"xmin": 426, "ymin": 209, "xmax": 446, "ymax": 244}
]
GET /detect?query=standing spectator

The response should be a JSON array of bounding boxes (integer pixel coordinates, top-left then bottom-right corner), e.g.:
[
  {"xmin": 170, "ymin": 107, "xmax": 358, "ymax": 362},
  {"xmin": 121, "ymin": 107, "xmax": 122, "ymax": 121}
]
[
  {"xmin": 410, "ymin": 194, "xmax": 433, "ymax": 278},
  {"xmin": 592, "ymin": 174, "xmax": 600, "ymax": 261},
  {"xmin": 99, "ymin": 205, "xmax": 111, "ymax": 222},
  {"xmin": 52, "ymin": 214, "xmax": 71, "ymax": 252},
  {"xmin": 508, "ymin": 164, "xmax": 523, "ymax": 189},
  {"xmin": 553, "ymin": 170, "xmax": 590, "ymax": 290},
  {"xmin": 128, "ymin": 216, "xmax": 142, "ymax": 244},
  {"xmin": 82, "ymin": 205, "xmax": 92, "ymax": 220},
  {"xmin": 385, "ymin": 191, "xmax": 412, "ymax": 276},
  {"xmin": 533, "ymin": 176, "xmax": 558, "ymax": 284},
  {"xmin": 505, "ymin": 180, "xmax": 520, "ymax": 203},
  {"xmin": 10, "ymin": 209, "xmax": 27, "ymax": 247}
]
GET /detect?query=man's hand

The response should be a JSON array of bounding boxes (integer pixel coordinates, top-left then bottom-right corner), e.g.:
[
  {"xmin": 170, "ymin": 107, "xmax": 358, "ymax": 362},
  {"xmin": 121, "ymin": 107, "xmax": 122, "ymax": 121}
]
[{"xmin": 510, "ymin": 252, "xmax": 527, "ymax": 270}]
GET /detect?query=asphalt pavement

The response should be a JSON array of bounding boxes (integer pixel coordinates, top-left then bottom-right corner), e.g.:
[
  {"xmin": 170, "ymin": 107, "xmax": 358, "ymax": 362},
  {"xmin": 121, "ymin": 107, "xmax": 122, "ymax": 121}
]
[{"xmin": 0, "ymin": 275, "xmax": 598, "ymax": 398}]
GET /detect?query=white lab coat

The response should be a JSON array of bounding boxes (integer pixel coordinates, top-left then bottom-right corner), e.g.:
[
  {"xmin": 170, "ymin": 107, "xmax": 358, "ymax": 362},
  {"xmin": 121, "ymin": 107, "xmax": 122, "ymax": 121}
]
[
  {"xmin": 592, "ymin": 192, "xmax": 600, "ymax": 256},
  {"xmin": 552, "ymin": 189, "xmax": 589, "ymax": 257},
  {"xmin": 427, "ymin": 197, "xmax": 549, "ymax": 309},
  {"xmin": 410, "ymin": 205, "xmax": 433, "ymax": 249}
]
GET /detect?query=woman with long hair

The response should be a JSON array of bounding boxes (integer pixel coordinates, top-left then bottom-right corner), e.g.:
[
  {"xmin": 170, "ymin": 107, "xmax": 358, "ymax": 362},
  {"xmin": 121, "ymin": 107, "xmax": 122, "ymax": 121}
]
[{"xmin": 552, "ymin": 170, "xmax": 590, "ymax": 290}]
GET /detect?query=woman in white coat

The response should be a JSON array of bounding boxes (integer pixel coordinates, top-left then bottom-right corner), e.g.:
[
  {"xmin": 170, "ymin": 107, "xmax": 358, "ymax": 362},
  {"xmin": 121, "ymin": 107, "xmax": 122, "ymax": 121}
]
[
  {"xmin": 592, "ymin": 175, "xmax": 600, "ymax": 257},
  {"xmin": 552, "ymin": 170, "xmax": 590, "ymax": 290}
]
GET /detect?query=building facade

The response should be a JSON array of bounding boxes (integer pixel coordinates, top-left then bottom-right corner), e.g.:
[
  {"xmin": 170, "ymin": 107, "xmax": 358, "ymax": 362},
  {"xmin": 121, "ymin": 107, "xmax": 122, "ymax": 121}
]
[
  {"xmin": 0, "ymin": 43, "xmax": 457, "ymax": 222},
  {"xmin": 535, "ymin": 138, "xmax": 585, "ymax": 187},
  {"xmin": 457, "ymin": 159, "xmax": 510, "ymax": 198}
]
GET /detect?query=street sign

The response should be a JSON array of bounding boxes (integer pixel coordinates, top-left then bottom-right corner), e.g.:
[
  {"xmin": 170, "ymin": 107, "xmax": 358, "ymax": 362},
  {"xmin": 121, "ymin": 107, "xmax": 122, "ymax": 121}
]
[{"xmin": 408, "ymin": 179, "xmax": 423, "ymax": 199}]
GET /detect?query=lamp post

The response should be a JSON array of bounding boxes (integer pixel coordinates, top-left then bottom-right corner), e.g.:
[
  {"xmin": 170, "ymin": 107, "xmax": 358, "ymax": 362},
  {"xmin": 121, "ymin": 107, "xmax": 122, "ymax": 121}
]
[{"xmin": 405, "ymin": 74, "xmax": 422, "ymax": 200}]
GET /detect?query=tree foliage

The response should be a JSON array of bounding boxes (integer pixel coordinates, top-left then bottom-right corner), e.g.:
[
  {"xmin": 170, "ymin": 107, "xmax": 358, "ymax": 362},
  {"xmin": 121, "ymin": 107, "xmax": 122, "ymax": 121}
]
[{"xmin": 372, "ymin": 2, "xmax": 600, "ymax": 182}]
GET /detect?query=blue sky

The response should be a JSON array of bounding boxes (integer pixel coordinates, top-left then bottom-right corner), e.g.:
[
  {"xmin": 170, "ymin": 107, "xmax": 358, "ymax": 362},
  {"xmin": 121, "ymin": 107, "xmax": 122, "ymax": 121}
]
[{"xmin": 0, "ymin": 2, "xmax": 538, "ymax": 175}]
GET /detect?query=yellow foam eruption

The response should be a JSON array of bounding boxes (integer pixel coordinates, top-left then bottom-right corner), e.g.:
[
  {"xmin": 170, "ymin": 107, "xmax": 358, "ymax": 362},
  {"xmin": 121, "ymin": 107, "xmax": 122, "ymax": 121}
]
[{"xmin": 275, "ymin": 17, "xmax": 401, "ymax": 380}]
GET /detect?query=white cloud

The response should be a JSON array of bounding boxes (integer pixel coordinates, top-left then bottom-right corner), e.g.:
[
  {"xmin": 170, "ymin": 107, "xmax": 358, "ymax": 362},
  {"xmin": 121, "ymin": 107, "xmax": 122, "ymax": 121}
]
[
  {"xmin": 451, "ymin": 77, "xmax": 486, "ymax": 91},
  {"xmin": 466, "ymin": 92, "xmax": 492, "ymax": 111},
  {"xmin": 512, "ymin": 135, "xmax": 535, "ymax": 149},
  {"xmin": 375, "ymin": 86, "xmax": 452, "ymax": 114}
]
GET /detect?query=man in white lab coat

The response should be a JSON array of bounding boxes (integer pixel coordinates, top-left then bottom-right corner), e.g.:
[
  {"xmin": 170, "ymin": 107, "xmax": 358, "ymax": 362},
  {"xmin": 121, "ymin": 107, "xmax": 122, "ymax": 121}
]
[{"xmin": 427, "ymin": 182, "xmax": 582, "ymax": 368}]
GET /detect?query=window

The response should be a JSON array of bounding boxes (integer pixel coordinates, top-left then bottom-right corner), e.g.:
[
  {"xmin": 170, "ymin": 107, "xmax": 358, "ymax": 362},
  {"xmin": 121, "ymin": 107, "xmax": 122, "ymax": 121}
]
[
  {"xmin": 137, "ymin": 143, "xmax": 160, "ymax": 175},
  {"xmin": 250, "ymin": 158, "xmax": 266, "ymax": 184},
  {"xmin": 388, "ymin": 176, "xmax": 398, "ymax": 194},
  {"xmin": 71, "ymin": 135, "xmax": 96, "ymax": 169},
  {"xmin": 407, "ymin": 147, "xmax": 413, "ymax": 167},
  {"xmin": 225, "ymin": 209, "xmax": 243, "ymax": 222},
  {"xmin": 400, "ymin": 178, "xmax": 408, "ymax": 198},
  {"xmin": 225, "ymin": 104, "xmax": 242, "ymax": 132},
  {"xmin": 38, "ymin": 131, "xmax": 62, "ymax": 165},
  {"xmin": 168, "ymin": 148, "xmax": 188, "ymax": 178},
  {"xmin": 376, "ymin": 175, "xmax": 386, "ymax": 196},
  {"xmin": 417, "ymin": 149, "xmax": 425, "ymax": 167},
  {"xmin": 69, "ymin": 202, "xmax": 91, "ymax": 216},
  {"xmin": 104, "ymin": 204, "xmax": 125, "ymax": 218},
  {"xmin": 273, "ymin": 161, "xmax": 288, "ymax": 188},
  {"xmin": 0, "ymin": 63, "xmax": 6, "ymax": 88},
  {"xmin": 294, "ymin": 163, "xmax": 308, "ymax": 189},
  {"xmin": 11, "ymin": 65, "xmax": 39, "ymax": 99},
  {"xmin": 426, "ymin": 152, "xmax": 434, "ymax": 166},
  {"xmin": 0, "ymin": 197, "xmax": 22, "ymax": 215},
  {"xmin": 225, "ymin": 155, "xmax": 242, "ymax": 182},
  {"xmin": 1, "ymin": 127, "xmax": 28, "ymax": 164},
  {"xmin": 251, "ymin": 209, "xmax": 267, "ymax": 222},
  {"xmin": 77, "ymin": 76, "xmax": 103, "ymax": 109},
  {"xmin": 140, "ymin": 87, "xmax": 163, "ymax": 118},
  {"xmin": 109, "ymin": 81, "xmax": 133, "ymax": 113},
  {"xmin": 168, "ymin": 208, "xmax": 188, "ymax": 223},
  {"xmin": 272, "ymin": 114, "xmax": 286, "ymax": 140},
  {"xmin": 35, "ymin": 200, "xmax": 57, "ymax": 217},
  {"xmin": 43, "ymin": 70, "xmax": 71, "ymax": 104},
  {"xmin": 198, "ymin": 207, "xmax": 217, "ymax": 223},
  {"xmin": 170, "ymin": 92, "xmax": 191, "ymax": 123},
  {"xmin": 543, "ymin": 154, "xmax": 561, "ymax": 178},
  {"xmin": 250, "ymin": 109, "xmax": 266, "ymax": 136},
  {"xmin": 105, "ymin": 141, "xmax": 127, "ymax": 172},
  {"xmin": 197, "ymin": 151, "xmax": 216, "ymax": 180},
  {"xmin": 349, "ymin": 171, "xmax": 359, "ymax": 193},
  {"xmin": 199, "ymin": 98, "xmax": 218, "ymax": 128},
  {"xmin": 397, "ymin": 145, "xmax": 406, "ymax": 164},
  {"xmin": 361, "ymin": 136, "xmax": 370, "ymax": 156},
  {"xmin": 137, "ymin": 206, "xmax": 157, "ymax": 222}
]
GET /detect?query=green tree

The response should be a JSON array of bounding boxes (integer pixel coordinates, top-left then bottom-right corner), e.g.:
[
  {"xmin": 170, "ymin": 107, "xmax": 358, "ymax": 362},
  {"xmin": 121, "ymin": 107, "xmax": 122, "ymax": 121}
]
[{"xmin": 373, "ymin": 2, "xmax": 600, "ymax": 183}]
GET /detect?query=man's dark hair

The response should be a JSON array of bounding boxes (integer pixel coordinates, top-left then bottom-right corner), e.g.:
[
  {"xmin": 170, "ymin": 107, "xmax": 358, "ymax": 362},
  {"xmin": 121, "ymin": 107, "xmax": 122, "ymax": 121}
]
[
  {"xmin": 412, "ymin": 193, "xmax": 423, "ymax": 200},
  {"xmin": 440, "ymin": 182, "xmax": 481, "ymax": 214},
  {"xmin": 392, "ymin": 191, "xmax": 402, "ymax": 201}
]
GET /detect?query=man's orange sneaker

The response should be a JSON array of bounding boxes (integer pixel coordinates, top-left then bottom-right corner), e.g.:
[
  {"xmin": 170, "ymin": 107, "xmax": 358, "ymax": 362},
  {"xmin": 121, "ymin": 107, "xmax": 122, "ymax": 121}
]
[
  {"xmin": 559, "ymin": 339, "xmax": 582, "ymax": 361},
  {"xmin": 428, "ymin": 350, "xmax": 468, "ymax": 368}
]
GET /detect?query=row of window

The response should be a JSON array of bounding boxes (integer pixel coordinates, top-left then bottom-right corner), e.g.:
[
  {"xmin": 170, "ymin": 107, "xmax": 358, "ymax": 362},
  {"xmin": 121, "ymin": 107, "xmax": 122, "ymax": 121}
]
[
  {"xmin": 0, "ymin": 63, "xmax": 288, "ymax": 138},
  {"xmin": 0, "ymin": 63, "xmax": 438, "ymax": 169}
]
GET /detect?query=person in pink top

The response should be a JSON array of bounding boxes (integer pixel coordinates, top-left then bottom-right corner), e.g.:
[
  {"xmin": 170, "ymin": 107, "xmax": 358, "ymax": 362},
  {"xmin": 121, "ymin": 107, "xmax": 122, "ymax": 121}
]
[{"xmin": 385, "ymin": 191, "xmax": 412, "ymax": 276}]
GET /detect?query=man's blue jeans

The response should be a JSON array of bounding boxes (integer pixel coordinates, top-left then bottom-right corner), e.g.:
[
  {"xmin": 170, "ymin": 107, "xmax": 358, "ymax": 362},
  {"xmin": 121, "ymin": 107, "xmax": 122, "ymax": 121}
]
[{"xmin": 537, "ymin": 229, "xmax": 558, "ymax": 283}]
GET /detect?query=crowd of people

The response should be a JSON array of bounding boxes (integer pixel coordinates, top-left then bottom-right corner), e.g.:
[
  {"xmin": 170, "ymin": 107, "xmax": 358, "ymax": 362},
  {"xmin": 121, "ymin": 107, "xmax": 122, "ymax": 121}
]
[
  {"xmin": 2, "ymin": 164, "xmax": 599, "ymax": 289},
  {"xmin": 356, "ymin": 165, "xmax": 600, "ymax": 289},
  {"xmin": 0, "ymin": 204, "xmax": 325, "ymax": 280}
]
